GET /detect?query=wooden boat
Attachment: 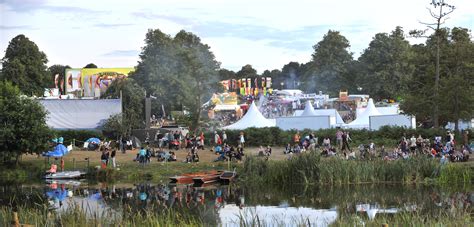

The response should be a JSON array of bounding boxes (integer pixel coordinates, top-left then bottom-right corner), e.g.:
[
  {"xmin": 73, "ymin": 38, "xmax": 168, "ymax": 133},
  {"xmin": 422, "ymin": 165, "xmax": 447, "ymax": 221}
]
[
  {"xmin": 170, "ymin": 170, "xmax": 221, "ymax": 184},
  {"xmin": 192, "ymin": 171, "xmax": 223, "ymax": 185},
  {"xmin": 219, "ymin": 170, "xmax": 237, "ymax": 183},
  {"xmin": 43, "ymin": 171, "xmax": 86, "ymax": 179}
]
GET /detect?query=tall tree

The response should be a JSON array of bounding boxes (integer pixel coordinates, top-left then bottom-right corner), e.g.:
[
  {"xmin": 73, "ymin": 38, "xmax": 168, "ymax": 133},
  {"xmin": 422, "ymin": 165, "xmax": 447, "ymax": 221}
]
[
  {"xmin": 0, "ymin": 81, "xmax": 52, "ymax": 164},
  {"xmin": 1, "ymin": 34, "xmax": 49, "ymax": 96},
  {"xmin": 173, "ymin": 30, "xmax": 221, "ymax": 128},
  {"xmin": 410, "ymin": 0, "xmax": 455, "ymax": 128},
  {"xmin": 401, "ymin": 27, "xmax": 473, "ymax": 129},
  {"xmin": 236, "ymin": 64, "xmax": 258, "ymax": 78},
  {"xmin": 132, "ymin": 29, "xmax": 220, "ymax": 129},
  {"xmin": 83, "ymin": 63, "xmax": 98, "ymax": 68},
  {"xmin": 358, "ymin": 27, "xmax": 414, "ymax": 100},
  {"xmin": 305, "ymin": 30, "xmax": 353, "ymax": 96}
]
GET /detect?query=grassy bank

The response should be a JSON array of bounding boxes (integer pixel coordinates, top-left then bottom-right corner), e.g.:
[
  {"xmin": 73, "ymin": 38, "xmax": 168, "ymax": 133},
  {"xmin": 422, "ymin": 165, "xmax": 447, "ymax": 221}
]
[{"xmin": 242, "ymin": 152, "xmax": 474, "ymax": 186}]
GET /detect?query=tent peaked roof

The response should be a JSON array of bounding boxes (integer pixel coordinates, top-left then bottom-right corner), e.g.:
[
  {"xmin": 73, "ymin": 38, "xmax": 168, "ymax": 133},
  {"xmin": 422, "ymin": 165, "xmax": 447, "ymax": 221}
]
[
  {"xmin": 223, "ymin": 102, "xmax": 275, "ymax": 130},
  {"xmin": 348, "ymin": 98, "xmax": 381, "ymax": 127},
  {"xmin": 301, "ymin": 100, "xmax": 316, "ymax": 116}
]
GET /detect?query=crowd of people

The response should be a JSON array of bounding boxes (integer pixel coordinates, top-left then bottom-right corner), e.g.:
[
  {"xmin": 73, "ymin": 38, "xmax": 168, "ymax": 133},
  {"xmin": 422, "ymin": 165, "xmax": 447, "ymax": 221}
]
[{"xmin": 282, "ymin": 129, "xmax": 471, "ymax": 164}]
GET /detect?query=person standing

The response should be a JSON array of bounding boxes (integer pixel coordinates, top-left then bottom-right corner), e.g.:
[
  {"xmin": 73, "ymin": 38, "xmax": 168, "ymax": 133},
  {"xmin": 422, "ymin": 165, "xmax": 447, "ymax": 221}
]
[
  {"xmin": 200, "ymin": 132, "xmax": 205, "ymax": 150},
  {"xmin": 342, "ymin": 131, "xmax": 351, "ymax": 152},
  {"xmin": 239, "ymin": 132, "xmax": 245, "ymax": 147},
  {"xmin": 222, "ymin": 131, "xmax": 228, "ymax": 144},
  {"xmin": 336, "ymin": 129, "xmax": 343, "ymax": 150},
  {"xmin": 111, "ymin": 149, "xmax": 117, "ymax": 168},
  {"xmin": 214, "ymin": 131, "xmax": 221, "ymax": 146},
  {"xmin": 410, "ymin": 135, "xmax": 417, "ymax": 154}
]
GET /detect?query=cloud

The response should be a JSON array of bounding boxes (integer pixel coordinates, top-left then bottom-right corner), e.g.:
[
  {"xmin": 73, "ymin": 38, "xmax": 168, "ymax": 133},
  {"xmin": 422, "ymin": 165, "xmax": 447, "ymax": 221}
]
[
  {"xmin": 1, "ymin": 0, "xmax": 102, "ymax": 14},
  {"xmin": 0, "ymin": 25, "xmax": 34, "ymax": 30},
  {"xmin": 102, "ymin": 50, "xmax": 139, "ymax": 57},
  {"xmin": 132, "ymin": 11, "xmax": 194, "ymax": 25},
  {"xmin": 94, "ymin": 23, "xmax": 134, "ymax": 28}
]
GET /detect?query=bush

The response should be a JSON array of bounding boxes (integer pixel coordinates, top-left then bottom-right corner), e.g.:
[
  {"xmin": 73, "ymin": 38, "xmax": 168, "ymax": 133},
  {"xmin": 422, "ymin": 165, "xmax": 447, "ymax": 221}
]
[{"xmin": 53, "ymin": 130, "xmax": 103, "ymax": 146}]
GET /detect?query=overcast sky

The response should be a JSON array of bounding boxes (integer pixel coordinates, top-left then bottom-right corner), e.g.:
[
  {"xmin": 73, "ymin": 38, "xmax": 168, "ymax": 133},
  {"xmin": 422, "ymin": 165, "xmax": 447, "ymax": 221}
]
[{"xmin": 1, "ymin": 0, "xmax": 472, "ymax": 72}]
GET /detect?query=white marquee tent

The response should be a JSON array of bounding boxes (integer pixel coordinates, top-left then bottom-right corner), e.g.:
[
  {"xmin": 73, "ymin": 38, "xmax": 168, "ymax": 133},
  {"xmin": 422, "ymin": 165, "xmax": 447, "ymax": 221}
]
[
  {"xmin": 347, "ymin": 98, "xmax": 380, "ymax": 129},
  {"xmin": 223, "ymin": 102, "xmax": 275, "ymax": 130},
  {"xmin": 301, "ymin": 100, "xmax": 316, "ymax": 116}
]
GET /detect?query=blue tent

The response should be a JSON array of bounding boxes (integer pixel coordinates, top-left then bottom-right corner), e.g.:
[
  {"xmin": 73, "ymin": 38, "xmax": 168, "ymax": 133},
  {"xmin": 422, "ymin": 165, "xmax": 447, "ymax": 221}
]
[
  {"xmin": 86, "ymin": 138, "xmax": 101, "ymax": 144},
  {"xmin": 43, "ymin": 144, "xmax": 69, "ymax": 157}
]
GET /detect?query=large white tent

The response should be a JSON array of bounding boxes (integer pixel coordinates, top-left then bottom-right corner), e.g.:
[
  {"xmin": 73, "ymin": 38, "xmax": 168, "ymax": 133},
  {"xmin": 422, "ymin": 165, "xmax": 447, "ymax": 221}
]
[
  {"xmin": 347, "ymin": 98, "xmax": 380, "ymax": 128},
  {"xmin": 223, "ymin": 102, "xmax": 275, "ymax": 130},
  {"xmin": 301, "ymin": 100, "xmax": 316, "ymax": 116}
]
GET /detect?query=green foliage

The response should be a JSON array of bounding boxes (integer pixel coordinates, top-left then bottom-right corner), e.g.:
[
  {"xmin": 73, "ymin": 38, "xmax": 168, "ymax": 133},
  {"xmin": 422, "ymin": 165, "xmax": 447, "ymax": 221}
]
[
  {"xmin": 0, "ymin": 81, "xmax": 52, "ymax": 163},
  {"xmin": 401, "ymin": 27, "xmax": 474, "ymax": 128},
  {"xmin": 56, "ymin": 130, "xmax": 103, "ymax": 145},
  {"xmin": 0, "ymin": 34, "xmax": 49, "ymax": 96},
  {"xmin": 236, "ymin": 64, "xmax": 258, "ymax": 78},
  {"xmin": 83, "ymin": 63, "xmax": 98, "ymax": 68},
  {"xmin": 132, "ymin": 29, "xmax": 220, "ymax": 129},
  {"xmin": 358, "ymin": 26, "xmax": 414, "ymax": 100},
  {"xmin": 102, "ymin": 78, "xmax": 145, "ymax": 134},
  {"xmin": 304, "ymin": 30, "xmax": 354, "ymax": 95}
]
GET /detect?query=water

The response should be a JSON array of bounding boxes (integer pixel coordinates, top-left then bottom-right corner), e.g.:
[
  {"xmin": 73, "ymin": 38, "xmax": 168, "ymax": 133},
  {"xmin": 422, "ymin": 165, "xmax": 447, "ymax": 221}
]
[{"xmin": 0, "ymin": 181, "xmax": 472, "ymax": 226}]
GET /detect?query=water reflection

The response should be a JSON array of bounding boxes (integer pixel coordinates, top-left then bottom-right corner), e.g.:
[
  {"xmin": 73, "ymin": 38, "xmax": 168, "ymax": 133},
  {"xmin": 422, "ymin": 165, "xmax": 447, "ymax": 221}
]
[{"xmin": 0, "ymin": 181, "xmax": 472, "ymax": 226}]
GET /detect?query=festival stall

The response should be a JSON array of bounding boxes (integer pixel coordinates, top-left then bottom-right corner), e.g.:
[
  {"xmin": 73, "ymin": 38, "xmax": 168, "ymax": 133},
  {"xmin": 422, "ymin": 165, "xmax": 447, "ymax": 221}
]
[{"xmin": 223, "ymin": 102, "xmax": 275, "ymax": 130}]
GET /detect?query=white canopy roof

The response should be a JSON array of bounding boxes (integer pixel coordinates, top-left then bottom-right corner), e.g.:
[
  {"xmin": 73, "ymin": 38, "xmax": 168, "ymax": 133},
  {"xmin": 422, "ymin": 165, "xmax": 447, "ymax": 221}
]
[
  {"xmin": 213, "ymin": 104, "xmax": 240, "ymax": 111},
  {"xmin": 347, "ymin": 98, "xmax": 381, "ymax": 128},
  {"xmin": 301, "ymin": 100, "xmax": 316, "ymax": 116},
  {"xmin": 223, "ymin": 102, "xmax": 275, "ymax": 130},
  {"xmin": 294, "ymin": 108, "xmax": 345, "ymax": 125}
]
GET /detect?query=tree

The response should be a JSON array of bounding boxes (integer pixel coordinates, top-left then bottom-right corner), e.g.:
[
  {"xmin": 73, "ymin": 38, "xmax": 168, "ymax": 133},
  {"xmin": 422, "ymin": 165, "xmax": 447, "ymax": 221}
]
[
  {"xmin": 401, "ymin": 27, "xmax": 473, "ymax": 128},
  {"xmin": 218, "ymin": 69, "xmax": 237, "ymax": 80},
  {"xmin": 0, "ymin": 34, "xmax": 49, "ymax": 96},
  {"xmin": 173, "ymin": 30, "xmax": 221, "ymax": 128},
  {"xmin": 102, "ymin": 78, "xmax": 145, "ymax": 136},
  {"xmin": 132, "ymin": 29, "xmax": 220, "ymax": 129},
  {"xmin": 305, "ymin": 30, "xmax": 354, "ymax": 96},
  {"xmin": 0, "ymin": 81, "xmax": 52, "ymax": 164},
  {"xmin": 281, "ymin": 62, "xmax": 303, "ymax": 89},
  {"xmin": 48, "ymin": 64, "xmax": 71, "ymax": 94},
  {"xmin": 236, "ymin": 64, "xmax": 258, "ymax": 78},
  {"xmin": 410, "ymin": 0, "xmax": 455, "ymax": 128},
  {"xmin": 83, "ymin": 63, "xmax": 98, "ymax": 68},
  {"xmin": 358, "ymin": 27, "xmax": 414, "ymax": 100}
]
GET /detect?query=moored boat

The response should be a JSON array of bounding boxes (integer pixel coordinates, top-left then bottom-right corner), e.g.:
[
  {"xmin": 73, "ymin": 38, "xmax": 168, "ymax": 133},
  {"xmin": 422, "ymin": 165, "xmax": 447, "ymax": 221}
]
[
  {"xmin": 44, "ymin": 171, "xmax": 86, "ymax": 179},
  {"xmin": 170, "ymin": 170, "xmax": 221, "ymax": 184}
]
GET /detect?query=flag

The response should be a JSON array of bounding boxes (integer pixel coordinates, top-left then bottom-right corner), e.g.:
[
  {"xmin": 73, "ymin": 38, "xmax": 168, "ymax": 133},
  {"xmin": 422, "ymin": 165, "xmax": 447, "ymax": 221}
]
[
  {"xmin": 240, "ymin": 87, "xmax": 245, "ymax": 95},
  {"xmin": 247, "ymin": 78, "xmax": 251, "ymax": 88},
  {"xmin": 261, "ymin": 77, "xmax": 265, "ymax": 88},
  {"xmin": 254, "ymin": 87, "xmax": 259, "ymax": 96},
  {"xmin": 254, "ymin": 77, "xmax": 258, "ymax": 88},
  {"xmin": 266, "ymin": 77, "xmax": 272, "ymax": 88},
  {"xmin": 54, "ymin": 74, "xmax": 59, "ymax": 88}
]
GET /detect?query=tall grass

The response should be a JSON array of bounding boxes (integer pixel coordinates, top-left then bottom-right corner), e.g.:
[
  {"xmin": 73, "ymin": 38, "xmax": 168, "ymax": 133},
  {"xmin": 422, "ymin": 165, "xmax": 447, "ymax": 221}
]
[
  {"xmin": 0, "ymin": 204, "xmax": 203, "ymax": 227},
  {"xmin": 242, "ymin": 153, "xmax": 473, "ymax": 186}
]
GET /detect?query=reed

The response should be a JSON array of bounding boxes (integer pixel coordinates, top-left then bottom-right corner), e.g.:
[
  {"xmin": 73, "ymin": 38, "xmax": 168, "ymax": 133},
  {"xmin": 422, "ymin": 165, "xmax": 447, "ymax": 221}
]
[
  {"xmin": 0, "ymin": 204, "xmax": 203, "ymax": 227},
  {"xmin": 242, "ymin": 153, "xmax": 473, "ymax": 186}
]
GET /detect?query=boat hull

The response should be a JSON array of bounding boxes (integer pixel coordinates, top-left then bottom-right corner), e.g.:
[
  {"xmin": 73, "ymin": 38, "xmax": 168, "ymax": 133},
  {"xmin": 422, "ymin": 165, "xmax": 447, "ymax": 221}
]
[
  {"xmin": 44, "ymin": 171, "xmax": 85, "ymax": 179},
  {"xmin": 170, "ymin": 170, "xmax": 221, "ymax": 184}
]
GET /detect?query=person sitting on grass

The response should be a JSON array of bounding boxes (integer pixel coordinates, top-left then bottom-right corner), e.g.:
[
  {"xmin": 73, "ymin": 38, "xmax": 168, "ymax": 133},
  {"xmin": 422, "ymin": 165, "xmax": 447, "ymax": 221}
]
[
  {"xmin": 46, "ymin": 163, "xmax": 58, "ymax": 174},
  {"xmin": 138, "ymin": 147, "xmax": 147, "ymax": 164},
  {"xmin": 258, "ymin": 146, "xmax": 265, "ymax": 156},
  {"xmin": 284, "ymin": 143, "xmax": 292, "ymax": 154},
  {"xmin": 169, "ymin": 151, "xmax": 177, "ymax": 161},
  {"xmin": 214, "ymin": 145, "xmax": 222, "ymax": 155},
  {"xmin": 265, "ymin": 146, "xmax": 272, "ymax": 156},
  {"xmin": 214, "ymin": 150, "xmax": 227, "ymax": 162}
]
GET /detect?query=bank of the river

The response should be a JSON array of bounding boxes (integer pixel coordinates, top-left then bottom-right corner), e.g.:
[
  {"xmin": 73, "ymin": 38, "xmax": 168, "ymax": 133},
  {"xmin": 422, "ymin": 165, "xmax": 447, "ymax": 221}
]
[{"xmin": 2, "ymin": 148, "xmax": 473, "ymax": 185}]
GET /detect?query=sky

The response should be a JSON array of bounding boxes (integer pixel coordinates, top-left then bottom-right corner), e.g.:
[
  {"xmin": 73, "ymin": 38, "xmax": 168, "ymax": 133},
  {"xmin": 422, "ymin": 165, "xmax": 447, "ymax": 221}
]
[{"xmin": 1, "ymin": 0, "xmax": 473, "ymax": 73}]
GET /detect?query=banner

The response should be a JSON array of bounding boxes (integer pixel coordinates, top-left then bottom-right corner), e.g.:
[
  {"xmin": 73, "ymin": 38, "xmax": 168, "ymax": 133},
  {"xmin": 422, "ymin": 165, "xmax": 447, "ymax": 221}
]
[
  {"xmin": 65, "ymin": 69, "xmax": 82, "ymax": 93},
  {"xmin": 54, "ymin": 74, "xmax": 59, "ymax": 88},
  {"xmin": 80, "ymin": 68, "xmax": 134, "ymax": 97},
  {"xmin": 247, "ymin": 78, "xmax": 251, "ymax": 88},
  {"xmin": 266, "ymin": 77, "xmax": 272, "ymax": 88}
]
